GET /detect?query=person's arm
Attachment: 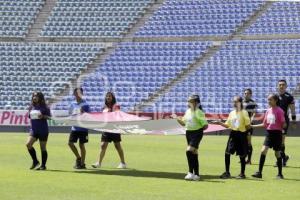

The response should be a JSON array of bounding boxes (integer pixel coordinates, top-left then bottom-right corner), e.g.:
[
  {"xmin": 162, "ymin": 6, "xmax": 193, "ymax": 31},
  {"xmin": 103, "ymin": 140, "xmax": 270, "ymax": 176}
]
[
  {"xmin": 210, "ymin": 120, "xmax": 229, "ymax": 128},
  {"xmin": 197, "ymin": 111, "xmax": 209, "ymax": 130},
  {"xmin": 244, "ymin": 110, "xmax": 251, "ymax": 130},
  {"xmin": 290, "ymin": 103, "xmax": 296, "ymax": 125},
  {"xmin": 39, "ymin": 107, "xmax": 51, "ymax": 119},
  {"xmin": 251, "ymin": 123, "xmax": 264, "ymax": 128},
  {"xmin": 176, "ymin": 116, "xmax": 186, "ymax": 127}
]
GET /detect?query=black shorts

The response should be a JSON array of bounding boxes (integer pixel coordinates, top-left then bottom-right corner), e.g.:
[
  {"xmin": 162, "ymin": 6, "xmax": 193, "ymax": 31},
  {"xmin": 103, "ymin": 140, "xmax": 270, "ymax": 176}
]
[
  {"xmin": 283, "ymin": 118, "xmax": 289, "ymax": 135},
  {"xmin": 186, "ymin": 128, "xmax": 204, "ymax": 149},
  {"xmin": 225, "ymin": 131, "xmax": 248, "ymax": 157},
  {"xmin": 263, "ymin": 130, "xmax": 282, "ymax": 151},
  {"xmin": 246, "ymin": 128, "xmax": 254, "ymax": 136},
  {"xmin": 69, "ymin": 131, "xmax": 89, "ymax": 144},
  {"xmin": 30, "ymin": 130, "xmax": 49, "ymax": 142},
  {"xmin": 101, "ymin": 132, "xmax": 121, "ymax": 143}
]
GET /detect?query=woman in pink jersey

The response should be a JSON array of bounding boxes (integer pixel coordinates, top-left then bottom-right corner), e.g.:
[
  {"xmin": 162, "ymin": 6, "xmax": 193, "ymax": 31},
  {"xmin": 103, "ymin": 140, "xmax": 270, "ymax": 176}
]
[
  {"xmin": 91, "ymin": 92, "xmax": 126, "ymax": 169},
  {"xmin": 251, "ymin": 94, "xmax": 286, "ymax": 179}
]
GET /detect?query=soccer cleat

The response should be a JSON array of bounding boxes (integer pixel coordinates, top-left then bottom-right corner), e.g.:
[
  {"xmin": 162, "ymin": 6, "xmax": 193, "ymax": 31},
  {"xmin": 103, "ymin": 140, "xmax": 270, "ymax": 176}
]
[
  {"xmin": 184, "ymin": 172, "xmax": 194, "ymax": 180},
  {"xmin": 246, "ymin": 160, "xmax": 252, "ymax": 165},
  {"xmin": 30, "ymin": 160, "xmax": 40, "ymax": 170},
  {"xmin": 283, "ymin": 156, "xmax": 289, "ymax": 167},
  {"xmin": 252, "ymin": 171, "xmax": 262, "ymax": 179},
  {"xmin": 220, "ymin": 172, "xmax": 231, "ymax": 179},
  {"xmin": 192, "ymin": 175, "xmax": 201, "ymax": 181},
  {"xmin": 91, "ymin": 162, "xmax": 101, "ymax": 168},
  {"xmin": 117, "ymin": 163, "xmax": 127, "ymax": 169},
  {"xmin": 73, "ymin": 158, "xmax": 81, "ymax": 169},
  {"xmin": 74, "ymin": 164, "xmax": 86, "ymax": 170},
  {"xmin": 236, "ymin": 174, "xmax": 246, "ymax": 179},
  {"xmin": 276, "ymin": 174, "xmax": 284, "ymax": 179},
  {"xmin": 36, "ymin": 166, "xmax": 46, "ymax": 171}
]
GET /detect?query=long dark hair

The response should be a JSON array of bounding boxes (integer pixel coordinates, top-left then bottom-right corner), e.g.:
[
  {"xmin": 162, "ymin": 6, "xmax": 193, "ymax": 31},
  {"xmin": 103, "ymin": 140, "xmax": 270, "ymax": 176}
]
[
  {"xmin": 105, "ymin": 91, "xmax": 117, "ymax": 109},
  {"xmin": 269, "ymin": 93, "xmax": 280, "ymax": 106},
  {"xmin": 189, "ymin": 95, "xmax": 203, "ymax": 110},
  {"xmin": 29, "ymin": 91, "xmax": 47, "ymax": 110},
  {"xmin": 235, "ymin": 96, "xmax": 244, "ymax": 110}
]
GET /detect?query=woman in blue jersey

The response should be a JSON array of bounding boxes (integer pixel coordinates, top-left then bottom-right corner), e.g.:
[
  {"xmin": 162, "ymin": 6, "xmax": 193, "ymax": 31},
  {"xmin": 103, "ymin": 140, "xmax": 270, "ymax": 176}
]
[{"xmin": 26, "ymin": 92, "xmax": 51, "ymax": 170}]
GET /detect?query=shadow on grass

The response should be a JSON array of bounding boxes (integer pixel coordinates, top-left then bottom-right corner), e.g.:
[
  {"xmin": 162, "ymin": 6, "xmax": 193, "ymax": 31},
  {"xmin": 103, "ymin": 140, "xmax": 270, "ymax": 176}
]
[
  {"xmin": 47, "ymin": 169, "xmax": 224, "ymax": 183},
  {"xmin": 251, "ymin": 163, "xmax": 300, "ymax": 169}
]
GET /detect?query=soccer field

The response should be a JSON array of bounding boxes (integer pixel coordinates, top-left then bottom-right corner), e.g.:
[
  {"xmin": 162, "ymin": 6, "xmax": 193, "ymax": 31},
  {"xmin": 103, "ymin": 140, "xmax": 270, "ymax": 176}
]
[{"xmin": 0, "ymin": 133, "xmax": 299, "ymax": 200}]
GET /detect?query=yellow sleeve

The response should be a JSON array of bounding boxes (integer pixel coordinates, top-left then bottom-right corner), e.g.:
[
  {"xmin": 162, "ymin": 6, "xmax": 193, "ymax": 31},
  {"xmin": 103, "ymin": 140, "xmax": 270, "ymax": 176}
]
[
  {"xmin": 225, "ymin": 112, "xmax": 232, "ymax": 127},
  {"xmin": 243, "ymin": 110, "xmax": 251, "ymax": 126}
]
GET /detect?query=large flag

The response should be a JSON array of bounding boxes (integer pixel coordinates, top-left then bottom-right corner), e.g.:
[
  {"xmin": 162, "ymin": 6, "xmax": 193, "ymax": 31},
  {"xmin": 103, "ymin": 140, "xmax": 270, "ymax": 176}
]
[{"xmin": 52, "ymin": 111, "xmax": 226, "ymax": 135}]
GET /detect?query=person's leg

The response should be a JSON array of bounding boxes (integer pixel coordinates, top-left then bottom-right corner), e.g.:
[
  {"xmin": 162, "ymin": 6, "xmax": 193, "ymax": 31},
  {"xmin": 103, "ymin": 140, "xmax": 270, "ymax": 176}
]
[
  {"xmin": 275, "ymin": 151, "xmax": 283, "ymax": 176},
  {"xmin": 79, "ymin": 143, "xmax": 86, "ymax": 166},
  {"xmin": 247, "ymin": 134, "xmax": 253, "ymax": 163},
  {"xmin": 39, "ymin": 141, "xmax": 48, "ymax": 169},
  {"xmin": 239, "ymin": 156, "xmax": 246, "ymax": 175},
  {"xmin": 98, "ymin": 142, "xmax": 108, "ymax": 165},
  {"xmin": 68, "ymin": 142, "xmax": 80, "ymax": 159},
  {"xmin": 225, "ymin": 153, "xmax": 231, "ymax": 173},
  {"xmin": 114, "ymin": 142, "xmax": 125, "ymax": 164},
  {"xmin": 259, "ymin": 146, "xmax": 269, "ymax": 173},
  {"xmin": 281, "ymin": 134, "xmax": 289, "ymax": 166},
  {"xmin": 26, "ymin": 136, "xmax": 39, "ymax": 168},
  {"xmin": 192, "ymin": 149, "xmax": 199, "ymax": 176}
]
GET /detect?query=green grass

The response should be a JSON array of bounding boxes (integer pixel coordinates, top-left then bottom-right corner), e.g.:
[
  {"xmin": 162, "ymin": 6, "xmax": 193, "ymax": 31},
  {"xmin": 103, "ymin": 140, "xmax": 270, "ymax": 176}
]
[{"xmin": 0, "ymin": 133, "xmax": 299, "ymax": 200}]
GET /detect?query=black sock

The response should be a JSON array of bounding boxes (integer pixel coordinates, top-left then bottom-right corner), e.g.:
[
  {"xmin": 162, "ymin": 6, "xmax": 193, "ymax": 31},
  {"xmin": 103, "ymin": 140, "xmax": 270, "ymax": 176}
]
[
  {"xmin": 277, "ymin": 156, "xmax": 283, "ymax": 175},
  {"xmin": 192, "ymin": 154, "xmax": 199, "ymax": 176},
  {"xmin": 28, "ymin": 148, "xmax": 38, "ymax": 162},
  {"xmin": 186, "ymin": 151, "xmax": 193, "ymax": 173},
  {"xmin": 225, "ymin": 154, "xmax": 230, "ymax": 173},
  {"xmin": 280, "ymin": 144, "xmax": 286, "ymax": 159},
  {"xmin": 247, "ymin": 145, "xmax": 253, "ymax": 161},
  {"xmin": 259, "ymin": 154, "xmax": 266, "ymax": 173},
  {"xmin": 240, "ymin": 156, "xmax": 246, "ymax": 175},
  {"xmin": 41, "ymin": 150, "xmax": 48, "ymax": 167}
]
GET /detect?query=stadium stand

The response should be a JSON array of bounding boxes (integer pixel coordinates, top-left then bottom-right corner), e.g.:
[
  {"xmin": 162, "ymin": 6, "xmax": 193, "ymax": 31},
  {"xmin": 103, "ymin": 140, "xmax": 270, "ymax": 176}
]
[
  {"xmin": 0, "ymin": 0, "xmax": 45, "ymax": 38},
  {"xmin": 0, "ymin": 0, "xmax": 299, "ymax": 116},
  {"xmin": 135, "ymin": 0, "xmax": 264, "ymax": 37},
  {"xmin": 149, "ymin": 40, "xmax": 300, "ymax": 114},
  {"xmin": 245, "ymin": 1, "xmax": 300, "ymax": 35},
  {"xmin": 53, "ymin": 41, "xmax": 212, "ymax": 111},
  {"xmin": 41, "ymin": 0, "xmax": 154, "ymax": 38},
  {"xmin": 0, "ymin": 43, "xmax": 105, "ymax": 110}
]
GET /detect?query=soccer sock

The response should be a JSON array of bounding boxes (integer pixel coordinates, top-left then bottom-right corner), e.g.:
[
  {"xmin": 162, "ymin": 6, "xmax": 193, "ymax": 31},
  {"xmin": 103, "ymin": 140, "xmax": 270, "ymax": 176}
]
[
  {"xmin": 247, "ymin": 145, "xmax": 253, "ymax": 162},
  {"xmin": 240, "ymin": 157, "xmax": 246, "ymax": 175},
  {"xmin": 41, "ymin": 150, "xmax": 48, "ymax": 167},
  {"xmin": 192, "ymin": 154, "xmax": 199, "ymax": 176},
  {"xmin": 259, "ymin": 154, "xmax": 266, "ymax": 173},
  {"xmin": 186, "ymin": 151, "xmax": 193, "ymax": 173},
  {"xmin": 277, "ymin": 156, "xmax": 283, "ymax": 175},
  {"xmin": 280, "ymin": 144, "xmax": 286, "ymax": 159},
  {"xmin": 225, "ymin": 154, "xmax": 230, "ymax": 173},
  {"xmin": 28, "ymin": 148, "xmax": 38, "ymax": 162}
]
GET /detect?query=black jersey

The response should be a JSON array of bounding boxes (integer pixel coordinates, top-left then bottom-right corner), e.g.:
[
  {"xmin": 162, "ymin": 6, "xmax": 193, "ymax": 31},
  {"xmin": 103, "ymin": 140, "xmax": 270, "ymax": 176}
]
[
  {"xmin": 278, "ymin": 92, "xmax": 295, "ymax": 118},
  {"xmin": 243, "ymin": 99, "xmax": 257, "ymax": 118}
]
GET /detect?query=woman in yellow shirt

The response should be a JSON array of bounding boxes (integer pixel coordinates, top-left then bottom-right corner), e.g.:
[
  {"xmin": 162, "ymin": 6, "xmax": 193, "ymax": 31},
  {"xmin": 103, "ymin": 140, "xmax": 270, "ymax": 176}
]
[
  {"xmin": 176, "ymin": 95, "xmax": 208, "ymax": 181},
  {"xmin": 212, "ymin": 96, "xmax": 250, "ymax": 179}
]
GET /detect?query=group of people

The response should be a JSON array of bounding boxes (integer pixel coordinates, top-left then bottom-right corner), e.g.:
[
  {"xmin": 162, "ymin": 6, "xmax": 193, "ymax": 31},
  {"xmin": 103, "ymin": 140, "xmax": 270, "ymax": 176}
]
[
  {"xmin": 25, "ymin": 79, "xmax": 296, "ymax": 181},
  {"xmin": 26, "ymin": 89, "xmax": 127, "ymax": 171},
  {"xmin": 175, "ymin": 79, "xmax": 296, "ymax": 181}
]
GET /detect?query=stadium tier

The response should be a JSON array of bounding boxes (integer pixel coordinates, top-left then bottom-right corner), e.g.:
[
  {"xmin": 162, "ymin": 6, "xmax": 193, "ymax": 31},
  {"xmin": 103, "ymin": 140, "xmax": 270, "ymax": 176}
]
[
  {"xmin": 53, "ymin": 41, "xmax": 212, "ymax": 111},
  {"xmin": 245, "ymin": 2, "xmax": 300, "ymax": 35},
  {"xmin": 135, "ymin": 0, "xmax": 264, "ymax": 37},
  {"xmin": 41, "ymin": 0, "xmax": 154, "ymax": 38},
  {"xmin": 0, "ymin": 0, "xmax": 44, "ymax": 38},
  {"xmin": 149, "ymin": 40, "xmax": 300, "ymax": 114},
  {"xmin": 0, "ymin": 43, "xmax": 105, "ymax": 110}
]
